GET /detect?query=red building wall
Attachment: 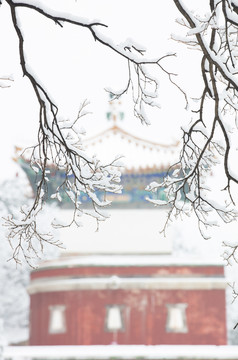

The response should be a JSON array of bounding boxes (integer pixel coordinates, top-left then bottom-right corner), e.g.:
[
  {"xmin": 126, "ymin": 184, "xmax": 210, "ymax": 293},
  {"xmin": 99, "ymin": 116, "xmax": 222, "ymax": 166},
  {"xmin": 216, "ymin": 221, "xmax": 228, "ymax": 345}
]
[
  {"xmin": 31, "ymin": 265, "xmax": 224, "ymax": 279},
  {"xmin": 30, "ymin": 288, "xmax": 226, "ymax": 346}
]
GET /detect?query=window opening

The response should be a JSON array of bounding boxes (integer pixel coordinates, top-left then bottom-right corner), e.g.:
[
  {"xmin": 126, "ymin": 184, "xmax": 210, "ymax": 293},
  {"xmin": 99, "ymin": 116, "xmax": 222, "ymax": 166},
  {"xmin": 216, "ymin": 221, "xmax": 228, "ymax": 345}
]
[
  {"xmin": 48, "ymin": 305, "xmax": 66, "ymax": 334},
  {"xmin": 166, "ymin": 303, "xmax": 188, "ymax": 333},
  {"xmin": 105, "ymin": 305, "xmax": 124, "ymax": 332}
]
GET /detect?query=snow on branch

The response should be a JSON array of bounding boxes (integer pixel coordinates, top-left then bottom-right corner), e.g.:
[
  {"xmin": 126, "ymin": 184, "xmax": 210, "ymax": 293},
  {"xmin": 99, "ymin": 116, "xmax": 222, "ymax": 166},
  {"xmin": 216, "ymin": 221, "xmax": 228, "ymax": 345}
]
[
  {"xmin": 0, "ymin": 76, "xmax": 13, "ymax": 88},
  {"xmin": 6, "ymin": 0, "xmax": 186, "ymax": 124},
  {"xmin": 3, "ymin": 0, "xmax": 238, "ymax": 265},
  {"xmin": 3, "ymin": 0, "xmax": 124, "ymax": 265},
  {"xmin": 1, "ymin": 0, "xmax": 188, "ymax": 265},
  {"xmin": 147, "ymin": 0, "xmax": 238, "ymax": 246}
]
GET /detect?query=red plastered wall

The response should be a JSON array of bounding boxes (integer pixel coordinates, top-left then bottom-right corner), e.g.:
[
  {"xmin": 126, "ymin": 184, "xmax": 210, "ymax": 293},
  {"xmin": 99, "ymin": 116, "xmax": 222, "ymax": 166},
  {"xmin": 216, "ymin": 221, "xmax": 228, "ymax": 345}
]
[{"xmin": 29, "ymin": 288, "xmax": 226, "ymax": 346}]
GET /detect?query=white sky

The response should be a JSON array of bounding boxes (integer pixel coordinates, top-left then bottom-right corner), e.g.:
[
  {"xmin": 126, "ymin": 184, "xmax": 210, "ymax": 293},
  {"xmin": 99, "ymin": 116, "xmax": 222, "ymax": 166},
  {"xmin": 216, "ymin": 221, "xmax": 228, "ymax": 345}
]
[{"xmin": 0, "ymin": 0, "xmax": 204, "ymax": 181}]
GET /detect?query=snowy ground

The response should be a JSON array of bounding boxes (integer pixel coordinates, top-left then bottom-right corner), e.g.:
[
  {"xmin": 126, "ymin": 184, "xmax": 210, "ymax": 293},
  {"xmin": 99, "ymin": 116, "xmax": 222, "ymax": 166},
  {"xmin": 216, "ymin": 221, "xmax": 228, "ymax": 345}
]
[{"xmin": 3, "ymin": 345, "xmax": 238, "ymax": 360}]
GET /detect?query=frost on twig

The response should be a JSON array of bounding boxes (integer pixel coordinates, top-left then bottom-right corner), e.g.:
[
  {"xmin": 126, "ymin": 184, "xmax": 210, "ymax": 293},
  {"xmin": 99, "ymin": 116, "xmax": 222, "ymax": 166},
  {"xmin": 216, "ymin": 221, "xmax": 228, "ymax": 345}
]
[
  {"xmin": 146, "ymin": 136, "xmax": 238, "ymax": 240},
  {"xmin": 2, "ymin": 0, "xmax": 187, "ymax": 264},
  {"xmin": 106, "ymin": 59, "xmax": 161, "ymax": 125},
  {"xmin": 106, "ymin": 49, "xmax": 186, "ymax": 124},
  {"xmin": 228, "ymin": 281, "xmax": 238, "ymax": 329},
  {"xmin": 3, "ymin": 204, "xmax": 61, "ymax": 267},
  {"xmin": 0, "ymin": 76, "xmax": 13, "ymax": 88},
  {"xmin": 5, "ymin": 0, "xmax": 185, "ymax": 126},
  {"xmin": 223, "ymin": 235, "xmax": 238, "ymax": 268},
  {"xmin": 1, "ymin": 0, "xmax": 127, "ymax": 265},
  {"xmin": 3, "ymin": 100, "xmax": 122, "ymax": 266},
  {"xmin": 1, "ymin": 177, "xmax": 61, "ymax": 268},
  {"xmin": 4, "ymin": 0, "xmax": 238, "ymax": 265},
  {"xmin": 147, "ymin": 0, "xmax": 238, "ymax": 244}
]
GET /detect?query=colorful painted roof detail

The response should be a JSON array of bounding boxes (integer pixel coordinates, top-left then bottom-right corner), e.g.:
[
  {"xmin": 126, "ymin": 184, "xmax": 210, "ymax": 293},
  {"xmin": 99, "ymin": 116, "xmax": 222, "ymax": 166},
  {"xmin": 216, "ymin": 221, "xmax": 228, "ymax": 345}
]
[{"xmin": 17, "ymin": 99, "xmax": 180, "ymax": 208}]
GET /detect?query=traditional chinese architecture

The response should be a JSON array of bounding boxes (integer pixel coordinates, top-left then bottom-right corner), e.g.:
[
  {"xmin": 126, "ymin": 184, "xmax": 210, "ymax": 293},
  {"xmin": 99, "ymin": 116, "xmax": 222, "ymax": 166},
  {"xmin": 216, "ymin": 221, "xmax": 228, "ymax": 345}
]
[
  {"xmin": 28, "ymin": 255, "xmax": 226, "ymax": 346},
  {"xmin": 19, "ymin": 99, "xmax": 230, "ymax": 357}
]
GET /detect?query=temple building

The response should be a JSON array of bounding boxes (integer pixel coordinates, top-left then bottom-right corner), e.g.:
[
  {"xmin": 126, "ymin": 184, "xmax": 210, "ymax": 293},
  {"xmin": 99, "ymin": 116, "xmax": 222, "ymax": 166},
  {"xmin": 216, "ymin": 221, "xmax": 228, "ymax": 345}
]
[
  {"xmin": 11, "ymin": 99, "xmax": 238, "ymax": 359},
  {"xmin": 28, "ymin": 255, "xmax": 226, "ymax": 346}
]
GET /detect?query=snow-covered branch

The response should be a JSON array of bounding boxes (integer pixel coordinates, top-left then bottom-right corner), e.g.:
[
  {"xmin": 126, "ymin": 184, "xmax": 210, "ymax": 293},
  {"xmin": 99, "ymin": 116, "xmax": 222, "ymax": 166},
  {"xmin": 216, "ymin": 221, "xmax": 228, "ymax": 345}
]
[
  {"xmin": 2, "ymin": 0, "xmax": 126, "ymax": 262},
  {"xmin": 2, "ymin": 0, "xmax": 238, "ymax": 263},
  {"xmin": 6, "ymin": 0, "xmax": 183, "ymax": 124},
  {"xmin": 1, "ymin": 0, "xmax": 187, "ymax": 261},
  {"xmin": 0, "ymin": 76, "xmax": 13, "ymax": 88},
  {"xmin": 147, "ymin": 0, "xmax": 238, "ymax": 243}
]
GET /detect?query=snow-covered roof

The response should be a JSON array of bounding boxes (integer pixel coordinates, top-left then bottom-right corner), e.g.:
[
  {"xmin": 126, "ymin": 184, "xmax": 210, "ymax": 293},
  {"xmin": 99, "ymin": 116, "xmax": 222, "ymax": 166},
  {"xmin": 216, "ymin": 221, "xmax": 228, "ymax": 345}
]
[
  {"xmin": 58, "ymin": 209, "xmax": 172, "ymax": 255},
  {"xmin": 39, "ymin": 254, "xmax": 224, "ymax": 269},
  {"xmin": 4, "ymin": 345, "xmax": 238, "ymax": 359},
  {"xmin": 84, "ymin": 124, "xmax": 179, "ymax": 170},
  {"xmin": 56, "ymin": 208, "xmax": 229, "ymax": 258},
  {"xmin": 28, "ymin": 276, "xmax": 226, "ymax": 294}
]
